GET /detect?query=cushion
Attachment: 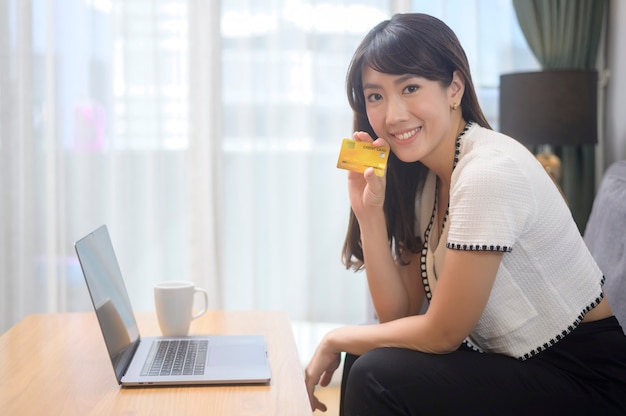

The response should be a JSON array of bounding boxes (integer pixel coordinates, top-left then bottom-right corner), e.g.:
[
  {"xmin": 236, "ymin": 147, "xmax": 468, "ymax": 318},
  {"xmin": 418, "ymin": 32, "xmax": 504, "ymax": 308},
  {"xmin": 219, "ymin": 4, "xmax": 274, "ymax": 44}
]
[{"xmin": 584, "ymin": 161, "xmax": 626, "ymax": 334}]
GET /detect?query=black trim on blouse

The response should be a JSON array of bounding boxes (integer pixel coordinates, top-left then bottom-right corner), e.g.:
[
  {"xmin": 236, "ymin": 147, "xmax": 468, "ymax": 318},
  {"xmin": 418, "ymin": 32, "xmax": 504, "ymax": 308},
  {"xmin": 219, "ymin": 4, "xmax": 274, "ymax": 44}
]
[
  {"xmin": 419, "ymin": 122, "xmax": 468, "ymax": 301},
  {"xmin": 447, "ymin": 243, "xmax": 512, "ymax": 252}
]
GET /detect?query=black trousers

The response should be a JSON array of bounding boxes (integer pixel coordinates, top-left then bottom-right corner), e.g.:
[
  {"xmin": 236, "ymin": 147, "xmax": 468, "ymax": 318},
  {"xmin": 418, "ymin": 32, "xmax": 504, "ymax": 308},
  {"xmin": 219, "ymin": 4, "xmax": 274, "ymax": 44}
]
[{"xmin": 340, "ymin": 317, "xmax": 626, "ymax": 416}]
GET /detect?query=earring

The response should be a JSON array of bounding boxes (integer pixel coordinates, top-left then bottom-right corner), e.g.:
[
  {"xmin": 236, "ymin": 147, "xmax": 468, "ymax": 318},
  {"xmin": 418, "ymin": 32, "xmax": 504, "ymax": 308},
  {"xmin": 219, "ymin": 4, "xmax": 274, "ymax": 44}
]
[{"xmin": 452, "ymin": 103, "xmax": 459, "ymax": 110}]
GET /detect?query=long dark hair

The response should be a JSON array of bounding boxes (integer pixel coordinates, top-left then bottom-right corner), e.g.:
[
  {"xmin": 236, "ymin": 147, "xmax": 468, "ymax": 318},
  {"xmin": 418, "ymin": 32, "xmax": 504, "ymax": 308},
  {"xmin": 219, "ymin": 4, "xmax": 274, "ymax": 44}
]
[{"xmin": 342, "ymin": 13, "xmax": 491, "ymax": 270}]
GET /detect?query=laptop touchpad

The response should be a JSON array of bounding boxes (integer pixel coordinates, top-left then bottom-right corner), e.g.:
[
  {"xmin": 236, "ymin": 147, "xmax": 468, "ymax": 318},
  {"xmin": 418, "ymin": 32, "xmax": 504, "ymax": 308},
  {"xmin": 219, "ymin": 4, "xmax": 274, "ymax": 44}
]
[{"xmin": 208, "ymin": 345, "xmax": 267, "ymax": 367}]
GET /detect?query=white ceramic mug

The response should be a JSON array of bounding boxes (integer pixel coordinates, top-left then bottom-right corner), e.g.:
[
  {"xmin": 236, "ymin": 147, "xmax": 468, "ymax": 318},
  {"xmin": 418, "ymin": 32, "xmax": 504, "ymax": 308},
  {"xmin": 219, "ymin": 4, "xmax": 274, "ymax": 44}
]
[{"xmin": 154, "ymin": 280, "xmax": 208, "ymax": 336}]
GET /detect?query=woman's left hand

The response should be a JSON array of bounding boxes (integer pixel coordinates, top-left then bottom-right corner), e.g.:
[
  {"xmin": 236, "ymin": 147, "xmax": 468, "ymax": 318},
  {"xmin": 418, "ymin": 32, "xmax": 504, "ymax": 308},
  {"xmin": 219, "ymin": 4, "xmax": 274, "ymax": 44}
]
[{"xmin": 304, "ymin": 335, "xmax": 342, "ymax": 412}]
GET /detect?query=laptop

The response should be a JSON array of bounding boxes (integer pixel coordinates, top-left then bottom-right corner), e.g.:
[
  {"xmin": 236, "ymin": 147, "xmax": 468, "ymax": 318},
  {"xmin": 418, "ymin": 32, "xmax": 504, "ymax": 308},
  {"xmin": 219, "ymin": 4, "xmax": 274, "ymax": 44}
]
[{"xmin": 74, "ymin": 224, "xmax": 271, "ymax": 386}]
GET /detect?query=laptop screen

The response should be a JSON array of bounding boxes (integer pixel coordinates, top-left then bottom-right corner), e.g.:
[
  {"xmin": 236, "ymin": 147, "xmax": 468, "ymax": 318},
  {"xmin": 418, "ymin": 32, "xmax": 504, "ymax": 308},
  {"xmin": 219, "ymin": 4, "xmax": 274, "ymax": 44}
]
[{"xmin": 75, "ymin": 225, "xmax": 141, "ymax": 383}]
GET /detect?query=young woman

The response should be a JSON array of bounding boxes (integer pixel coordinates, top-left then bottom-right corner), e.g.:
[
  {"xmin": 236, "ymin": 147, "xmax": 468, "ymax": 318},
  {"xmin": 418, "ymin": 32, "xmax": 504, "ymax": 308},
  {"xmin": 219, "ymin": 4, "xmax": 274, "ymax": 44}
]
[{"xmin": 305, "ymin": 13, "xmax": 626, "ymax": 415}]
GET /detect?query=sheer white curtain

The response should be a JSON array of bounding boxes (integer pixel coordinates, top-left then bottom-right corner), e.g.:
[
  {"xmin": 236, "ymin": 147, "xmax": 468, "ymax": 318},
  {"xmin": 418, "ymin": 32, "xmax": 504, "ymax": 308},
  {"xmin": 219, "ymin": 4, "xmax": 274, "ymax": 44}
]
[
  {"xmin": 0, "ymin": 0, "xmax": 382, "ymax": 335},
  {"xmin": 0, "ymin": 0, "xmax": 220, "ymax": 334},
  {"xmin": 219, "ymin": 1, "xmax": 390, "ymax": 325}
]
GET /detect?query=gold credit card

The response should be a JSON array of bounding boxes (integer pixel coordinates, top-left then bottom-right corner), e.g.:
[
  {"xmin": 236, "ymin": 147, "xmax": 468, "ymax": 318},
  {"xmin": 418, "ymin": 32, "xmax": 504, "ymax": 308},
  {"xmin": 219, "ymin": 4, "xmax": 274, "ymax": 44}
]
[{"xmin": 336, "ymin": 139, "xmax": 390, "ymax": 177}]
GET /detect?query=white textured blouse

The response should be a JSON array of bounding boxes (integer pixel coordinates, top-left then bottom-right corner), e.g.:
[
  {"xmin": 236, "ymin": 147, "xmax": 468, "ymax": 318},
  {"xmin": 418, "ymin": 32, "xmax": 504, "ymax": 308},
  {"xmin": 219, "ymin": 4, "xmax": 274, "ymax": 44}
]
[{"xmin": 417, "ymin": 122, "xmax": 604, "ymax": 360}]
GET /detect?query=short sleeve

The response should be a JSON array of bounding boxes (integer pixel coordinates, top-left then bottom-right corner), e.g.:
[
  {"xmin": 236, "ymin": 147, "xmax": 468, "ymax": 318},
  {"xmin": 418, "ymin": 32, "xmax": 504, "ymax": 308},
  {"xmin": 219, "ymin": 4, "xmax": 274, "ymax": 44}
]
[{"xmin": 446, "ymin": 150, "xmax": 534, "ymax": 252}]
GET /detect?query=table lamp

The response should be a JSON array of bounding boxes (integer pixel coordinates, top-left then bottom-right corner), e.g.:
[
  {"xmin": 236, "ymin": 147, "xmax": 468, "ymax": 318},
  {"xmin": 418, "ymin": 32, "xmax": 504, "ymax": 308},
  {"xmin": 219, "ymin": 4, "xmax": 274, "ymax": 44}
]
[{"xmin": 499, "ymin": 70, "xmax": 598, "ymax": 184}]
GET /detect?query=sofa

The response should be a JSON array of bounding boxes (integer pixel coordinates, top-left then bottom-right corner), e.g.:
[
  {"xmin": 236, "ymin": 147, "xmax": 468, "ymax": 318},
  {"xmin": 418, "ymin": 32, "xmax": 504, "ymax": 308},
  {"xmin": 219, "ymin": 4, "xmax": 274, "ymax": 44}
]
[{"xmin": 583, "ymin": 160, "xmax": 626, "ymax": 334}]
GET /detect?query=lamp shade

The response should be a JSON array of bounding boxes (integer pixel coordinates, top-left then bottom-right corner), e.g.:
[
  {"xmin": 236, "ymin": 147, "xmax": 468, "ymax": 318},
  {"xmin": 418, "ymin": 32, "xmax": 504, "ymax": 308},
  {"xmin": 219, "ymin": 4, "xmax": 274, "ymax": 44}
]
[{"xmin": 499, "ymin": 70, "xmax": 598, "ymax": 146}]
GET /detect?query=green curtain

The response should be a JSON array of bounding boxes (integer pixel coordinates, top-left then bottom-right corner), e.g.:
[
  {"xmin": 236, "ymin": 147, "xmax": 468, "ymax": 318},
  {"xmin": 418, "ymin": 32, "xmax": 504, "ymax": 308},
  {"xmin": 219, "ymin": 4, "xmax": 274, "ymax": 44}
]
[{"xmin": 512, "ymin": 0, "xmax": 607, "ymax": 232}]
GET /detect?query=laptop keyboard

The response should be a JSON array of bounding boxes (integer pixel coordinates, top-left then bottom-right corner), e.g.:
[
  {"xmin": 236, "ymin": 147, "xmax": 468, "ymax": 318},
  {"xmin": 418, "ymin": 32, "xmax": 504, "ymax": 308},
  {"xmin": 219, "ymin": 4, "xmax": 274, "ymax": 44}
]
[{"xmin": 141, "ymin": 339, "xmax": 209, "ymax": 376}]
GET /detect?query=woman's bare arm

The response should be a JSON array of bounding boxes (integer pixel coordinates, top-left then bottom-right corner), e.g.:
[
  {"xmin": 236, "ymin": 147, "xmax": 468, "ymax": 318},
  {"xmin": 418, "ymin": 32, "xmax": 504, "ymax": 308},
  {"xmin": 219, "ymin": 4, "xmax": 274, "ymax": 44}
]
[{"xmin": 326, "ymin": 249, "xmax": 503, "ymax": 355}]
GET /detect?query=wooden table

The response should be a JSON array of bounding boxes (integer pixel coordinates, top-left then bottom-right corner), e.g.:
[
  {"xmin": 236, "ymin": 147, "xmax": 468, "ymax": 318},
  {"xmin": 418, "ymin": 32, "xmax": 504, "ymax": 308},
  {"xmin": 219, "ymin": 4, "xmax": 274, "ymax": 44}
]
[{"xmin": 0, "ymin": 310, "xmax": 311, "ymax": 415}]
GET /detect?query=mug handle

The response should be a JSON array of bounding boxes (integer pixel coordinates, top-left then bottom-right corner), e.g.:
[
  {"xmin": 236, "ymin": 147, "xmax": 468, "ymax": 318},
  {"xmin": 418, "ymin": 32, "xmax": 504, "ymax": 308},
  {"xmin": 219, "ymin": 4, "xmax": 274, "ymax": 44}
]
[{"xmin": 192, "ymin": 288, "xmax": 209, "ymax": 320}]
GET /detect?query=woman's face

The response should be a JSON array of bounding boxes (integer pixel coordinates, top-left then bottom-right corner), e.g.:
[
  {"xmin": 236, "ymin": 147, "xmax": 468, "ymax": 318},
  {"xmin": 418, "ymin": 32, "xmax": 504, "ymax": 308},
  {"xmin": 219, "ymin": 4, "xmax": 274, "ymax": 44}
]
[{"xmin": 361, "ymin": 66, "xmax": 464, "ymax": 166}]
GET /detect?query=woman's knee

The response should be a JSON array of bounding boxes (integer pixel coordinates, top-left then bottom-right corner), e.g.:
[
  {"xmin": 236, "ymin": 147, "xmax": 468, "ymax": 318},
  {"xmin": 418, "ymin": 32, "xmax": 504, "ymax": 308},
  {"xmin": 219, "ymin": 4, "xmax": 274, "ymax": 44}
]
[
  {"xmin": 342, "ymin": 347, "xmax": 479, "ymax": 415},
  {"xmin": 342, "ymin": 348, "xmax": 420, "ymax": 416}
]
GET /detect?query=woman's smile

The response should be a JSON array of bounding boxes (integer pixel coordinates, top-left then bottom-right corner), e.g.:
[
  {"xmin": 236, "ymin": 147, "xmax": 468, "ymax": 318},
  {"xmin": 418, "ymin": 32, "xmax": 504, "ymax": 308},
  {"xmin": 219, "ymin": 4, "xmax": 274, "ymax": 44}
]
[{"xmin": 391, "ymin": 126, "xmax": 422, "ymax": 142}]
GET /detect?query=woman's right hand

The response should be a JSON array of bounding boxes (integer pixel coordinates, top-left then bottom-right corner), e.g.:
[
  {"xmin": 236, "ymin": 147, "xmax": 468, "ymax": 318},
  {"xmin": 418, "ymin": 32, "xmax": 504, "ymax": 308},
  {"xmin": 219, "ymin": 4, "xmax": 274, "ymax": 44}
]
[{"xmin": 348, "ymin": 131, "xmax": 389, "ymax": 220}]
